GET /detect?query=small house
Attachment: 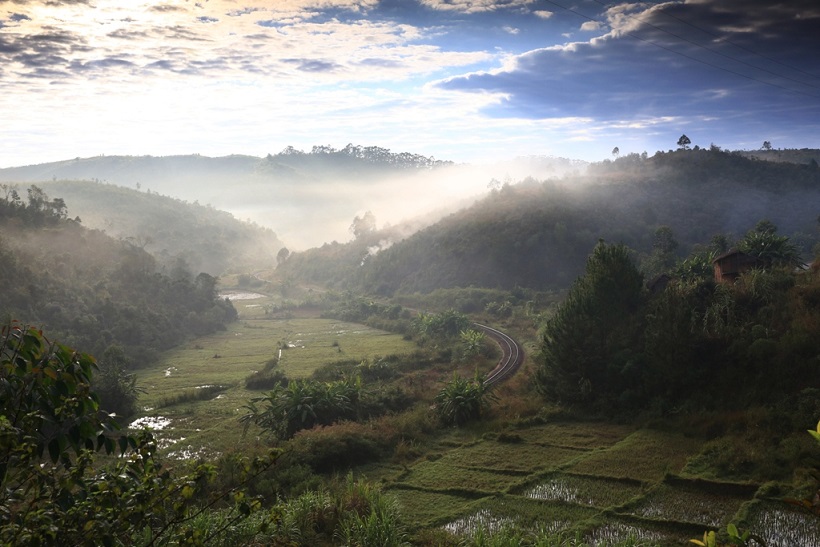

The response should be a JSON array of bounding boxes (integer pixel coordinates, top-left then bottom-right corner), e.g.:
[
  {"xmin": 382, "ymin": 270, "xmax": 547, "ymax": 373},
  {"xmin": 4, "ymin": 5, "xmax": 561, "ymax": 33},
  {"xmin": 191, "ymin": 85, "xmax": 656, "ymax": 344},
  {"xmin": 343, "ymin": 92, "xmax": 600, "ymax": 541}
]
[{"xmin": 712, "ymin": 250, "xmax": 760, "ymax": 283}]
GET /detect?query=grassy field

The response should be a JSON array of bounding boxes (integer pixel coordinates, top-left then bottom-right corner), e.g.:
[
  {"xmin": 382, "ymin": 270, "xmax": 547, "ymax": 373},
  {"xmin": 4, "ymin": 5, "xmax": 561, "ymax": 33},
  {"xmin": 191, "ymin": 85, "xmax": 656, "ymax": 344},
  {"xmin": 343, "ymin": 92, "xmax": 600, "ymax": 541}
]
[{"xmin": 130, "ymin": 295, "xmax": 418, "ymax": 457}]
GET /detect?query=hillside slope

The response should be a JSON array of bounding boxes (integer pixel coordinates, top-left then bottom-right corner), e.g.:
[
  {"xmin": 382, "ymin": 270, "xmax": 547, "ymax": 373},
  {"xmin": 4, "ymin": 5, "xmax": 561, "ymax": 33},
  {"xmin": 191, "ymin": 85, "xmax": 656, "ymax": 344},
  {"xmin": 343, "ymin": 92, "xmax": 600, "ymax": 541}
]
[
  {"xmin": 281, "ymin": 148, "xmax": 820, "ymax": 294},
  {"xmin": 35, "ymin": 180, "xmax": 283, "ymax": 275},
  {"xmin": 0, "ymin": 188, "xmax": 237, "ymax": 364}
]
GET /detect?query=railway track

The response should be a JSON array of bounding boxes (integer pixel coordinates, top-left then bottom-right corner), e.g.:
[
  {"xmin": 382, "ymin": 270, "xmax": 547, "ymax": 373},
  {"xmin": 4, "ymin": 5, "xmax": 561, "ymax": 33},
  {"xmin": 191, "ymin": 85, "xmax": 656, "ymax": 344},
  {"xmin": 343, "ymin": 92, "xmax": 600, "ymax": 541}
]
[{"xmin": 473, "ymin": 323, "xmax": 524, "ymax": 386}]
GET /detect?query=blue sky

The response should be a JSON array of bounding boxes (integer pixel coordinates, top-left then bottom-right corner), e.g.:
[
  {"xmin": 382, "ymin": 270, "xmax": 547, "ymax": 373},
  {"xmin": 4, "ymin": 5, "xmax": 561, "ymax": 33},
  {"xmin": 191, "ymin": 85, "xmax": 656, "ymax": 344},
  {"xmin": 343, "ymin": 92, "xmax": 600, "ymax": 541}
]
[{"xmin": 1, "ymin": 0, "xmax": 819, "ymax": 167}]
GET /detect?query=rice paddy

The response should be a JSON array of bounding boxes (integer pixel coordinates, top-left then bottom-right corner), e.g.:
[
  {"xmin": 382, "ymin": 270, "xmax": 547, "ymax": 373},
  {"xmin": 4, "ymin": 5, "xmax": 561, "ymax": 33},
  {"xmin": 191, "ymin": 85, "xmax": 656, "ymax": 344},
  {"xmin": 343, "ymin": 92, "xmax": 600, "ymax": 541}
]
[
  {"xmin": 629, "ymin": 483, "xmax": 749, "ymax": 527},
  {"xmin": 522, "ymin": 474, "xmax": 644, "ymax": 508},
  {"xmin": 745, "ymin": 501, "xmax": 820, "ymax": 547}
]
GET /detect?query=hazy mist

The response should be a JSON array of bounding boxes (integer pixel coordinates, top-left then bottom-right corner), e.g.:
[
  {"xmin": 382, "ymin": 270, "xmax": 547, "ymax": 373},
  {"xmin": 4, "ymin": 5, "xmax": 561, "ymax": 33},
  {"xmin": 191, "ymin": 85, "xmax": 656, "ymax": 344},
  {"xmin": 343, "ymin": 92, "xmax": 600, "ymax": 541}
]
[{"xmin": 0, "ymin": 151, "xmax": 585, "ymax": 251}]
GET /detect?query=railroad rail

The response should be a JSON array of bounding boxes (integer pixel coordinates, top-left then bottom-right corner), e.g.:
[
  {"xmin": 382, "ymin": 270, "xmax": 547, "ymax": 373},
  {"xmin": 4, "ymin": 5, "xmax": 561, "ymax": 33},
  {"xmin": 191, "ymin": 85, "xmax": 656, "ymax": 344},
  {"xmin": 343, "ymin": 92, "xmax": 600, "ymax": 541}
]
[{"xmin": 473, "ymin": 323, "xmax": 524, "ymax": 386}]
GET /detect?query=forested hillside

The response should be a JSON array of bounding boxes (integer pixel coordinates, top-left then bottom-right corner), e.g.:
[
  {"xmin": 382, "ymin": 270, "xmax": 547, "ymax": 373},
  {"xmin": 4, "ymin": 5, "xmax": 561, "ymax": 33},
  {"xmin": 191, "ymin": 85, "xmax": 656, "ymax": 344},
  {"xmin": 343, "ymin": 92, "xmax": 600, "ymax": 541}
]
[
  {"xmin": 36, "ymin": 180, "xmax": 284, "ymax": 275},
  {"xmin": 0, "ymin": 185, "xmax": 237, "ymax": 368},
  {"xmin": 280, "ymin": 148, "xmax": 820, "ymax": 294},
  {"xmin": 0, "ymin": 146, "xmax": 462, "ymax": 248}
]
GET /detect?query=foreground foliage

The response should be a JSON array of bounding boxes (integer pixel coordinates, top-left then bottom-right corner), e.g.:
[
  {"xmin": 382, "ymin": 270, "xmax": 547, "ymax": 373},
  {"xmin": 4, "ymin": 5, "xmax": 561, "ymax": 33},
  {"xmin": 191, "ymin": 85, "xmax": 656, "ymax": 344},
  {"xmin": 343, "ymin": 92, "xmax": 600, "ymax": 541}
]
[{"xmin": 0, "ymin": 323, "xmax": 274, "ymax": 546}]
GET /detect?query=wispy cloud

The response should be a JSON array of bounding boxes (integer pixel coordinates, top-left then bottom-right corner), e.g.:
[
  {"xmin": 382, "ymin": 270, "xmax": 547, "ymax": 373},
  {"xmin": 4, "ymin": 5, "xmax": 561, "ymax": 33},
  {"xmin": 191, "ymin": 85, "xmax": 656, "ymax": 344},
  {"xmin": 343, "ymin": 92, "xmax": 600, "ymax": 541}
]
[{"xmin": 0, "ymin": 0, "xmax": 817, "ymax": 170}]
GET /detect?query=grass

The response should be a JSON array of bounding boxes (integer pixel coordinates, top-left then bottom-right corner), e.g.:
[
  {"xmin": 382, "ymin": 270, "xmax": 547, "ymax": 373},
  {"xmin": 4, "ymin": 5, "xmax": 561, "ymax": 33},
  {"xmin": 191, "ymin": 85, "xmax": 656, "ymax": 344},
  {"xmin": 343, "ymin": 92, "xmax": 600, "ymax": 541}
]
[
  {"xmin": 155, "ymin": 384, "xmax": 230, "ymax": 408},
  {"xmin": 122, "ymin": 295, "xmax": 819, "ymax": 543},
  {"xmin": 743, "ymin": 500, "xmax": 820, "ymax": 547},
  {"xmin": 400, "ymin": 459, "xmax": 529, "ymax": 494},
  {"xmin": 434, "ymin": 440, "xmax": 586, "ymax": 474},
  {"xmin": 368, "ymin": 420, "xmax": 787, "ymax": 543},
  {"xmin": 441, "ymin": 496, "xmax": 598, "ymax": 536},
  {"xmin": 568, "ymin": 429, "xmax": 702, "ymax": 482},
  {"xmin": 388, "ymin": 487, "xmax": 485, "ymax": 530},
  {"xmin": 130, "ymin": 315, "xmax": 418, "ymax": 457},
  {"xmin": 509, "ymin": 421, "xmax": 636, "ymax": 450}
]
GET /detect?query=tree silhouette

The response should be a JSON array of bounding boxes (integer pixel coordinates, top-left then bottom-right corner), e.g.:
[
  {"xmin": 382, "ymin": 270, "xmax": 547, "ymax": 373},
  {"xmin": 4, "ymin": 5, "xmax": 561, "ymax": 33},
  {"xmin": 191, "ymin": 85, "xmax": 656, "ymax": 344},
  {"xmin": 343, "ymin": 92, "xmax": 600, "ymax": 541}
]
[{"xmin": 677, "ymin": 134, "xmax": 691, "ymax": 150}]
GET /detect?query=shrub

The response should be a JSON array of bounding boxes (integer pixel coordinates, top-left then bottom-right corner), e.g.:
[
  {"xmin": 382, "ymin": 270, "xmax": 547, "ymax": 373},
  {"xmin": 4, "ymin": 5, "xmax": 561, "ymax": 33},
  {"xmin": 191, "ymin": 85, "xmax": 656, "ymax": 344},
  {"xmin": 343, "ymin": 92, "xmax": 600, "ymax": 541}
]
[{"xmin": 434, "ymin": 372, "xmax": 497, "ymax": 426}]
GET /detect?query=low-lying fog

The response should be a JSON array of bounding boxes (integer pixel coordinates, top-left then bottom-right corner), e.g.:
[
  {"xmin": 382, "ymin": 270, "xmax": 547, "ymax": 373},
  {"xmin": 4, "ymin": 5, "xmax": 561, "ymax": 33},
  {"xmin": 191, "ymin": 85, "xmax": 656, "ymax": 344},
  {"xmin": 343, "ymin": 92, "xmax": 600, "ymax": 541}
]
[{"xmin": 0, "ymin": 153, "xmax": 585, "ymax": 250}]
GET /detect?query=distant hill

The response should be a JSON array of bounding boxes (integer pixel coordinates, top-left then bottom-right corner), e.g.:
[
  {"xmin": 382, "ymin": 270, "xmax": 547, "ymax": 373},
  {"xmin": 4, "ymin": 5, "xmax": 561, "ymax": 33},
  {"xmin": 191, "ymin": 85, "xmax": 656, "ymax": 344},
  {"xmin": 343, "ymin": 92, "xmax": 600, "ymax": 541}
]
[
  {"xmin": 33, "ymin": 180, "xmax": 284, "ymax": 276},
  {"xmin": 737, "ymin": 147, "xmax": 820, "ymax": 165},
  {"xmin": 0, "ymin": 146, "xmax": 582, "ymax": 249},
  {"xmin": 280, "ymin": 148, "xmax": 820, "ymax": 294}
]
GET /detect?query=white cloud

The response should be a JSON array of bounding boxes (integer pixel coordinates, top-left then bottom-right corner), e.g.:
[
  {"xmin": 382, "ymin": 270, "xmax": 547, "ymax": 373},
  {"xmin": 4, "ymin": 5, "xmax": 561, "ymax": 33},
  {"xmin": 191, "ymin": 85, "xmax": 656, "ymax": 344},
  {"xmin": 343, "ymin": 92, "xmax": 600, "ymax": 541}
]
[
  {"xmin": 418, "ymin": 0, "xmax": 534, "ymax": 14},
  {"xmin": 580, "ymin": 20, "xmax": 602, "ymax": 32}
]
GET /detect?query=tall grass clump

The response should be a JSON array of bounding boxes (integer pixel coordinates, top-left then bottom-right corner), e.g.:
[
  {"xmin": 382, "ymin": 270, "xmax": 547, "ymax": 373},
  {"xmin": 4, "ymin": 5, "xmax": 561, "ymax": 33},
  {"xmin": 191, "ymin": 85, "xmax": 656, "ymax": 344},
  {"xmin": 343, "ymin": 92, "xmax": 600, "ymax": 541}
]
[
  {"xmin": 336, "ymin": 492, "xmax": 408, "ymax": 546},
  {"xmin": 245, "ymin": 357, "xmax": 289, "ymax": 390},
  {"xmin": 155, "ymin": 384, "xmax": 230, "ymax": 408}
]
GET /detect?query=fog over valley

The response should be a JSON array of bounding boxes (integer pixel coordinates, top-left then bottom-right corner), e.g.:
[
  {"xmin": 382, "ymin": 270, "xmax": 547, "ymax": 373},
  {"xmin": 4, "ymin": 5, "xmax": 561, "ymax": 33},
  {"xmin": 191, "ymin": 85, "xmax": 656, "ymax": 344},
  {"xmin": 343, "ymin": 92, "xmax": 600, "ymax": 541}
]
[{"xmin": 0, "ymin": 149, "xmax": 585, "ymax": 250}]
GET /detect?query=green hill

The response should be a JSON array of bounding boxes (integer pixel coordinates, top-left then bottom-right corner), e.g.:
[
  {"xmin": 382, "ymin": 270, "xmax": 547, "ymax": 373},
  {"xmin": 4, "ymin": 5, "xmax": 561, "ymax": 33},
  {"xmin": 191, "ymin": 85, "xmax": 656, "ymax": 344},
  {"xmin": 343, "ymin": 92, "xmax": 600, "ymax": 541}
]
[
  {"xmin": 36, "ymin": 180, "xmax": 284, "ymax": 276},
  {"xmin": 281, "ymin": 148, "xmax": 820, "ymax": 294}
]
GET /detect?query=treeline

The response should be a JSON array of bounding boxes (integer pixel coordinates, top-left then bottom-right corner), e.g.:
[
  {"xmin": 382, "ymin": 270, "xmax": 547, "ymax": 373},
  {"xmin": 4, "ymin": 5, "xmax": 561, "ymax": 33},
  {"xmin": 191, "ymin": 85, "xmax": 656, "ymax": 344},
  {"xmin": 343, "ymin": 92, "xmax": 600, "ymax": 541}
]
[
  {"xmin": 280, "ymin": 147, "xmax": 820, "ymax": 295},
  {"xmin": 535, "ymin": 235, "xmax": 820, "ymax": 417},
  {"xmin": 0, "ymin": 185, "xmax": 237, "ymax": 368},
  {"xmin": 275, "ymin": 143, "xmax": 452, "ymax": 169}
]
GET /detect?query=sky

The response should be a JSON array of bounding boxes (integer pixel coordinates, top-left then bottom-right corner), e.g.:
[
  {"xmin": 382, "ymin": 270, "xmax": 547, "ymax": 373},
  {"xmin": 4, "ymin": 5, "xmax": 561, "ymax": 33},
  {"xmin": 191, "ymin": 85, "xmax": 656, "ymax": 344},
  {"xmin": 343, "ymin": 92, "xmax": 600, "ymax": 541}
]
[{"xmin": 1, "ymin": 0, "xmax": 819, "ymax": 168}]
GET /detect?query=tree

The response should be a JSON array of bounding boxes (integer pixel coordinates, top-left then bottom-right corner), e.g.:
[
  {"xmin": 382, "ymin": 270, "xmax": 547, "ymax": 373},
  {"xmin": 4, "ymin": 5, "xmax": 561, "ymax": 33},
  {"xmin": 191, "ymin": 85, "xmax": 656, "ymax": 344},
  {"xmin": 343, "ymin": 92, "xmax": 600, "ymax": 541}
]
[
  {"xmin": 276, "ymin": 246, "xmax": 290, "ymax": 266},
  {"xmin": 642, "ymin": 225, "xmax": 679, "ymax": 278},
  {"xmin": 535, "ymin": 242, "xmax": 645, "ymax": 411},
  {"xmin": 612, "ymin": 146, "xmax": 620, "ymax": 158},
  {"xmin": 93, "ymin": 345, "xmax": 140, "ymax": 419},
  {"xmin": 350, "ymin": 211, "xmax": 376, "ymax": 239},
  {"xmin": 739, "ymin": 222, "xmax": 801, "ymax": 268},
  {"xmin": 677, "ymin": 134, "xmax": 691, "ymax": 150},
  {"xmin": 242, "ymin": 377, "xmax": 362, "ymax": 439},
  {"xmin": 762, "ymin": 140, "xmax": 772, "ymax": 151}
]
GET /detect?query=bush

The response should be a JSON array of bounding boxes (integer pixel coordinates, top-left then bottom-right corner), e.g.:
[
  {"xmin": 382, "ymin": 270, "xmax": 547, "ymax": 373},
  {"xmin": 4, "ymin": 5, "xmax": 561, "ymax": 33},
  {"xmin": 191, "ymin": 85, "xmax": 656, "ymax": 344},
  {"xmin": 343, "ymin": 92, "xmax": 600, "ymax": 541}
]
[
  {"xmin": 434, "ymin": 372, "xmax": 497, "ymax": 426},
  {"xmin": 245, "ymin": 369, "xmax": 289, "ymax": 391},
  {"xmin": 286, "ymin": 422, "xmax": 386, "ymax": 473}
]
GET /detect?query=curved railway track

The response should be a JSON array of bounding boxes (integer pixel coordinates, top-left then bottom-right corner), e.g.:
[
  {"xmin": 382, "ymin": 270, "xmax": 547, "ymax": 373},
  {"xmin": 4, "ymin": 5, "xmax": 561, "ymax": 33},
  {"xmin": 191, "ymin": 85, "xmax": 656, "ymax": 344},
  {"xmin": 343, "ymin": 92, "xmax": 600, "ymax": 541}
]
[{"xmin": 473, "ymin": 323, "xmax": 524, "ymax": 386}]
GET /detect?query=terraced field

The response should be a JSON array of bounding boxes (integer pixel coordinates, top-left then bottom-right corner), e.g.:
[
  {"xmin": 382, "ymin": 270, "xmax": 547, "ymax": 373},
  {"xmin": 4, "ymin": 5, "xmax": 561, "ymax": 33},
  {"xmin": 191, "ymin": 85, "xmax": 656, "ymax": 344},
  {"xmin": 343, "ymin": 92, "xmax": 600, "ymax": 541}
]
[{"xmin": 377, "ymin": 424, "xmax": 819, "ymax": 545}]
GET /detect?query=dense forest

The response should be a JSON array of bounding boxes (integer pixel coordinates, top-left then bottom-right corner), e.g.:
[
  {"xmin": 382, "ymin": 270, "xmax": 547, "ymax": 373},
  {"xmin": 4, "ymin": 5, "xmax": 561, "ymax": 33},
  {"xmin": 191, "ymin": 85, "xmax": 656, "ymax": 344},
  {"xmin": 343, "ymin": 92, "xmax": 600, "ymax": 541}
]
[
  {"xmin": 536, "ymin": 238, "xmax": 820, "ymax": 416},
  {"xmin": 280, "ymin": 148, "xmax": 820, "ymax": 294}
]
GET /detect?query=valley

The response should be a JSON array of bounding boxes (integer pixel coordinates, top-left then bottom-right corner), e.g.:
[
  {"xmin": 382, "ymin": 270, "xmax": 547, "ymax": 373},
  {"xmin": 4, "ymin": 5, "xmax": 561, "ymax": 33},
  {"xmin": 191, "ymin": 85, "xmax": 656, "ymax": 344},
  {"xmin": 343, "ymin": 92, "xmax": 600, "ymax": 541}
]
[{"xmin": 2, "ymin": 146, "xmax": 819, "ymax": 546}]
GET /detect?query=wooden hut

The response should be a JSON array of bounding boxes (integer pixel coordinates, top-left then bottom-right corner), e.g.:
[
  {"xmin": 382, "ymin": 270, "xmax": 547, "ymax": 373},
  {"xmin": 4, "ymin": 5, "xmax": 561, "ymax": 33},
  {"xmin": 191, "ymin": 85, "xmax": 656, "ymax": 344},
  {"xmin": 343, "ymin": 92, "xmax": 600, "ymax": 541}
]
[{"xmin": 712, "ymin": 250, "xmax": 760, "ymax": 283}]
